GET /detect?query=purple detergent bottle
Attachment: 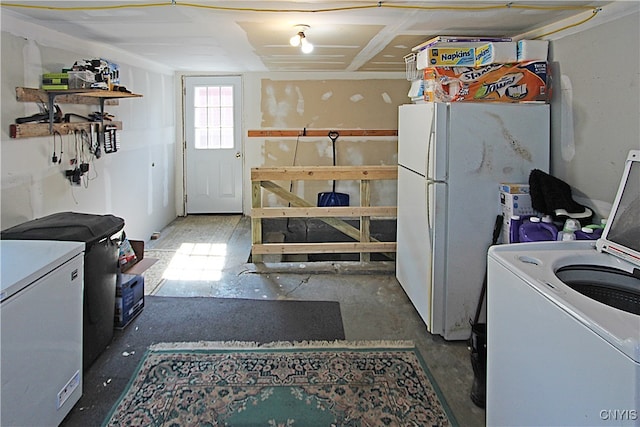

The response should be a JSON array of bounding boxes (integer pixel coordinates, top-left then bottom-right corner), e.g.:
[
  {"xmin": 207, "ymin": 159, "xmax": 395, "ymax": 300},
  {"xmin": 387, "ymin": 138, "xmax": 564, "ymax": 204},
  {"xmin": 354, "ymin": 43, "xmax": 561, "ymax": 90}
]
[
  {"xmin": 519, "ymin": 216, "xmax": 559, "ymax": 242},
  {"xmin": 509, "ymin": 215, "xmax": 522, "ymax": 243},
  {"xmin": 575, "ymin": 226, "xmax": 603, "ymax": 240}
]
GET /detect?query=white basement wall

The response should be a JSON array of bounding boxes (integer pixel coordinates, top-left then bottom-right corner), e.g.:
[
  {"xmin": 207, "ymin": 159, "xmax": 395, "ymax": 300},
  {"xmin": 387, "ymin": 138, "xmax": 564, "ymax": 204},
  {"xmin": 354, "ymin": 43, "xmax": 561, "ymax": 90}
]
[
  {"xmin": 548, "ymin": 9, "xmax": 640, "ymax": 216},
  {"xmin": 1, "ymin": 14, "xmax": 178, "ymax": 241}
]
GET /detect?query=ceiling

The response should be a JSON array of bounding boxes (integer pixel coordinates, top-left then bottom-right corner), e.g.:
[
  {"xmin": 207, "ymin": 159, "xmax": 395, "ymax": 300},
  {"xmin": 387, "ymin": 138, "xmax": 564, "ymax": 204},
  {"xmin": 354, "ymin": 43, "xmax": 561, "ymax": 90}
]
[{"xmin": 1, "ymin": 1, "xmax": 612, "ymax": 73}]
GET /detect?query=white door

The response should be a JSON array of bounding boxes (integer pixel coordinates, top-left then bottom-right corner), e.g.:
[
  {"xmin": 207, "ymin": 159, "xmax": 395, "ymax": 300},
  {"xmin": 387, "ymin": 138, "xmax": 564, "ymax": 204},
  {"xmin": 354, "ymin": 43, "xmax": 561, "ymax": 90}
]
[
  {"xmin": 396, "ymin": 166, "xmax": 433, "ymax": 329},
  {"xmin": 184, "ymin": 76, "xmax": 243, "ymax": 213},
  {"xmin": 397, "ymin": 103, "xmax": 433, "ymax": 176}
]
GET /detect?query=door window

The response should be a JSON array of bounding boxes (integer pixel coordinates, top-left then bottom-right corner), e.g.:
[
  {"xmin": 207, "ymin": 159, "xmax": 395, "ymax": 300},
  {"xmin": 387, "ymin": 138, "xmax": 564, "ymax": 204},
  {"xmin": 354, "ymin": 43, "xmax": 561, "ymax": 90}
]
[{"xmin": 193, "ymin": 85, "xmax": 234, "ymax": 150}]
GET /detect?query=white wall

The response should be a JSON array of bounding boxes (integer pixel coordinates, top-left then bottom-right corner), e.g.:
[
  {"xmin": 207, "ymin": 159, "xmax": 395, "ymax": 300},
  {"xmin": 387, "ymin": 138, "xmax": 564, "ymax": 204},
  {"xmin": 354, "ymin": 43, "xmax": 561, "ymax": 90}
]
[
  {"xmin": 1, "ymin": 15, "xmax": 178, "ymax": 241},
  {"xmin": 548, "ymin": 9, "xmax": 640, "ymax": 217},
  {"xmin": 177, "ymin": 71, "xmax": 404, "ymax": 216}
]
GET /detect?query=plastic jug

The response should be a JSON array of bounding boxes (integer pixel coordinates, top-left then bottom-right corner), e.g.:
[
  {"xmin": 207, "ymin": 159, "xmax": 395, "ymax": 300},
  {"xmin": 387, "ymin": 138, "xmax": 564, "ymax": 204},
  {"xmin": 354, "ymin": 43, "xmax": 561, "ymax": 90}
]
[
  {"xmin": 557, "ymin": 218, "xmax": 580, "ymax": 241},
  {"xmin": 575, "ymin": 226, "xmax": 603, "ymax": 240},
  {"xmin": 509, "ymin": 215, "xmax": 523, "ymax": 243},
  {"xmin": 519, "ymin": 216, "xmax": 559, "ymax": 242}
]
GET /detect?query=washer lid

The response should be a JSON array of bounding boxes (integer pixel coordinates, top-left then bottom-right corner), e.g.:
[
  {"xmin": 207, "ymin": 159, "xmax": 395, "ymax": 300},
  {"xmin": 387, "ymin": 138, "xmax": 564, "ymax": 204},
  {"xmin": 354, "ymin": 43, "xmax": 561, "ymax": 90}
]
[
  {"xmin": 597, "ymin": 150, "xmax": 640, "ymax": 268},
  {"xmin": 0, "ymin": 240, "xmax": 84, "ymax": 302}
]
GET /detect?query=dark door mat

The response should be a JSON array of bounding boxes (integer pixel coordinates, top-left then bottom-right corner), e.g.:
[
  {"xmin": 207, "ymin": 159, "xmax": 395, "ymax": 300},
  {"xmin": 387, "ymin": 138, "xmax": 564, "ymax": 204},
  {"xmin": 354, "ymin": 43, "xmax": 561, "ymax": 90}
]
[{"xmin": 62, "ymin": 296, "xmax": 345, "ymax": 427}]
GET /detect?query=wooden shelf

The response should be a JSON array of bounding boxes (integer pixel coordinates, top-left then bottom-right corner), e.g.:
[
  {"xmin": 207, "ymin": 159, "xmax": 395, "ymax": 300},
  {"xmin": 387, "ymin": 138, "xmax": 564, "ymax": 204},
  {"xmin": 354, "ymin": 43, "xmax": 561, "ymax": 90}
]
[
  {"xmin": 10, "ymin": 87, "xmax": 142, "ymax": 138},
  {"xmin": 42, "ymin": 88, "xmax": 142, "ymax": 99},
  {"xmin": 16, "ymin": 87, "xmax": 129, "ymax": 105},
  {"xmin": 10, "ymin": 121, "xmax": 122, "ymax": 139}
]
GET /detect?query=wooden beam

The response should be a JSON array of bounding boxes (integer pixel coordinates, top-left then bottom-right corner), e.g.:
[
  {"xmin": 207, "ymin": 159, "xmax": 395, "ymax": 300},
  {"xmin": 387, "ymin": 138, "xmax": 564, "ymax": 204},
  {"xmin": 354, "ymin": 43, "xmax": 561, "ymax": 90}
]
[
  {"xmin": 248, "ymin": 129, "xmax": 397, "ymax": 138},
  {"xmin": 252, "ymin": 242, "xmax": 397, "ymax": 255},
  {"xmin": 259, "ymin": 181, "xmax": 395, "ymax": 260},
  {"xmin": 360, "ymin": 179, "xmax": 371, "ymax": 262},
  {"xmin": 10, "ymin": 121, "xmax": 122, "ymax": 139},
  {"xmin": 251, "ymin": 180, "xmax": 263, "ymax": 263},
  {"xmin": 15, "ymin": 87, "xmax": 120, "ymax": 105},
  {"xmin": 251, "ymin": 166, "xmax": 397, "ymax": 181},
  {"xmin": 260, "ymin": 181, "xmax": 362, "ymax": 240},
  {"xmin": 252, "ymin": 206, "xmax": 397, "ymax": 218}
]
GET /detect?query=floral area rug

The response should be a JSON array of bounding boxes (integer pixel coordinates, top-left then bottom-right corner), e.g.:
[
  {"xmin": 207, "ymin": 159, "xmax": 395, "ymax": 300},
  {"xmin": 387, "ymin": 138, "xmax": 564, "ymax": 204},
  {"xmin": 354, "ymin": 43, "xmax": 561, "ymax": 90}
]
[{"xmin": 103, "ymin": 341, "xmax": 457, "ymax": 426}]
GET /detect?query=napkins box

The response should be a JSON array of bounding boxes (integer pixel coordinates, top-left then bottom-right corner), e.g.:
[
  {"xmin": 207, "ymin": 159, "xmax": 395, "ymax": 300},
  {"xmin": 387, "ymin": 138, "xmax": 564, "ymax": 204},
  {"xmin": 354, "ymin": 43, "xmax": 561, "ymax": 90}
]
[
  {"xmin": 517, "ymin": 40, "xmax": 549, "ymax": 62},
  {"xmin": 474, "ymin": 42, "xmax": 517, "ymax": 66}
]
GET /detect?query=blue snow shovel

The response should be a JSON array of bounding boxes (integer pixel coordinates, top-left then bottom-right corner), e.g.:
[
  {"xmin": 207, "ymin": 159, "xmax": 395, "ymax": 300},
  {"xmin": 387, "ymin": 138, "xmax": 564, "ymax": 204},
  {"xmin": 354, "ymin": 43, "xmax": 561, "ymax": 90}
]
[{"xmin": 317, "ymin": 131, "xmax": 349, "ymax": 207}]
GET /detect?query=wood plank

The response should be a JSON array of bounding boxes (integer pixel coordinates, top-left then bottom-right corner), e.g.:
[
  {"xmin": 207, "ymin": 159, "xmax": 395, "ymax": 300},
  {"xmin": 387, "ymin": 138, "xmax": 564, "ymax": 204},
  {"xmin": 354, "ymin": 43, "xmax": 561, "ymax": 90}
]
[
  {"xmin": 9, "ymin": 121, "xmax": 123, "ymax": 139},
  {"xmin": 15, "ymin": 87, "xmax": 120, "ymax": 105},
  {"xmin": 360, "ymin": 180, "xmax": 371, "ymax": 262},
  {"xmin": 248, "ymin": 129, "xmax": 397, "ymax": 138},
  {"xmin": 259, "ymin": 181, "xmax": 363, "ymax": 241},
  {"xmin": 258, "ymin": 181, "xmax": 395, "ymax": 261},
  {"xmin": 251, "ymin": 166, "xmax": 397, "ymax": 181},
  {"xmin": 252, "ymin": 242, "xmax": 397, "ymax": 255},
  {"xmin": 252, "ymin": 206, "xmax": 397, "ymax": 218},
  {"xmin": 251, "ymin": 181, "xmax": 263, "ymax": 263}
]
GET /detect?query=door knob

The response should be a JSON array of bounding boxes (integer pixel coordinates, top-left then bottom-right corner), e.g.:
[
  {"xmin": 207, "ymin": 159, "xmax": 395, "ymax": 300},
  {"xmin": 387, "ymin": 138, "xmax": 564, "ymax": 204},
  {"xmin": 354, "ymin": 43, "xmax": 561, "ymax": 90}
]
[{"xmin": 235, "ymin": 152, "xmax": 241, "ymax": 158}]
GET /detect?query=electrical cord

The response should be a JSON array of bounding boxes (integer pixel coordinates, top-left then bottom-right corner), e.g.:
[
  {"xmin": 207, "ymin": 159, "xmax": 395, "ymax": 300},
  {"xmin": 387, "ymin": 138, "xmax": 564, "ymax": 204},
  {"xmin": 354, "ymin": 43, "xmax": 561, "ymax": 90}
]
[
  {"xmin": 51, "ymin": 130, "xmax": 63, "ymax": 164},
  {"xmin": 79, "ymin": 128, "xmax": 99, "ymax": 187},
  {"xmin": 1, "ymin": 2, "xmax": 603, "ymax": 39},
  {"xmin": 0, "ymin": 2, "xmax": 598, "ymax": 13}
]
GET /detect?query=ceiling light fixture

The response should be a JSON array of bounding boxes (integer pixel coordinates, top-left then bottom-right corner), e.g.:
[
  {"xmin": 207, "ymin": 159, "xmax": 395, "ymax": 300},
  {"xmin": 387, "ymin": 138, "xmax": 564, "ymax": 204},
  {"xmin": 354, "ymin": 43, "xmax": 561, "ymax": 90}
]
[{"xmin": 290, "ymin": 24, "xmax": 313, "ymax": 54}]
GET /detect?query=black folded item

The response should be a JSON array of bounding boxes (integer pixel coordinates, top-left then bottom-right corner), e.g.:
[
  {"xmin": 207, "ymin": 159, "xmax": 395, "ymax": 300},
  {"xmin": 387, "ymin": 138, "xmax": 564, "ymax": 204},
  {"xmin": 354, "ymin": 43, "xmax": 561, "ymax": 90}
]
[
  {"xmin": 15, "ymin": 105, "xmax": 62, "ymax": 124},
  {"xmin": 529, "ymin": 169, "xmax": 593, "ymax": 223},
  {"xmin": 64, "ymin": 113, "xmax": 91, "ymax": 122}
]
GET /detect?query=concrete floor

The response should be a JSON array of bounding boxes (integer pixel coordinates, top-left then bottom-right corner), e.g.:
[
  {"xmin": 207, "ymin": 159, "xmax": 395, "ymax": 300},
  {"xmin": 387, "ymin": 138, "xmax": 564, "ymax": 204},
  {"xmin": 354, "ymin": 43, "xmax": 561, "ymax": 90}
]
[{"xmin": 144, "ymin": 214, "xmax": 486, "ymax": 426}]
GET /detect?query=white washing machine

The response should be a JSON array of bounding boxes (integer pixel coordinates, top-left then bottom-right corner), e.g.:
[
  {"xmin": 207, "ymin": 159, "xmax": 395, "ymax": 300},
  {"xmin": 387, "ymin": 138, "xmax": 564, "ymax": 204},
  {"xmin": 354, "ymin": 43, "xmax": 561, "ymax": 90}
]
[{"xmin": 486, "ymin": 150, "xmax": 640, "ymax": 426}]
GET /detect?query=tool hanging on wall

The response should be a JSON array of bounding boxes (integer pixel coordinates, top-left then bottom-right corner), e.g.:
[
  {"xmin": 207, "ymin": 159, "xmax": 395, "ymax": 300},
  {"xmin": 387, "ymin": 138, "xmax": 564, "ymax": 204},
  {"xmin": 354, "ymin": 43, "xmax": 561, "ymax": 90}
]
[
  {"xmin": 64, "ymin": 130, "xmax": 83, "ymax": 185},
  {"xmin": 89, "ymin": 111, "xmax": 114, "ymax": 122},
  {"xmin": 62, "ymin": 112, "xmax": 92, "ymax": 123},
  {"xmin": 91, "ymin": 123, "xmax": 101, "ymax": 158},
  {"xmin": 78, "ymin": 129, "xmax": 90, "ymax": 174},
  {"xmin": 103, "ymin": 125, "xmax": 119, "ymax": 153},
  {"xmin": 51, "ymin": 130, "xmax": 63, "ymax": 164},
  {"xmin": 16, "ymin": 103, "xmax": 62, "ymax": 124}
]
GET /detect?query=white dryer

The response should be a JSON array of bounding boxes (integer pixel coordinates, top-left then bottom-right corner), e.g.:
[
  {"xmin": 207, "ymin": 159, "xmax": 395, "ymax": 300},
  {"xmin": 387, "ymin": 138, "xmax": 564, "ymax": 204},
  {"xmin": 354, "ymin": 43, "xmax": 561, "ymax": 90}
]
[{"xmin": 487, "ymin": 150, "xmax": 640, "ymax": 426}]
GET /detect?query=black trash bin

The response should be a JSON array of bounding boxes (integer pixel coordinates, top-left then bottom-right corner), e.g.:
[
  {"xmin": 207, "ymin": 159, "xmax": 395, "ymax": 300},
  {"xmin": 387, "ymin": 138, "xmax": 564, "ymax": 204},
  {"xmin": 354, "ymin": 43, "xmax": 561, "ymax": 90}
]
[{"xmin": 1, "ymin": 211, "xmax": 125, "ymax": 371}]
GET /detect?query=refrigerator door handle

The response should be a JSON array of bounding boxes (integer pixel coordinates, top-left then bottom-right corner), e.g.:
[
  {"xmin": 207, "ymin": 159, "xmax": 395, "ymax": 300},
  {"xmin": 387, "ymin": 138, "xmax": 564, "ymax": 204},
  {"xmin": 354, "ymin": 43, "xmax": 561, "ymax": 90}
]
[
  {"xmin": 426, "ymin": 179, "xmax": 433, "ymax": 235},
  {"xmin": 425, "ymin": 179, "xmax": 441, "ymax": 239},
  {"xmin": 425, "ymin": 107, "xmax": 438, "ymax": 182}
]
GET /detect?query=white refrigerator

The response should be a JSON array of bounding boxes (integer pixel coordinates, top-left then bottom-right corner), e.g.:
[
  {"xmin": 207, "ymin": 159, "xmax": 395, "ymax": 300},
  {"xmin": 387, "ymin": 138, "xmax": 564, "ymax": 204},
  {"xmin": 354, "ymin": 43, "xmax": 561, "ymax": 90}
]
[{"xmin": 396, "ymin": 102, "xmax": 549, "ymax": 340}]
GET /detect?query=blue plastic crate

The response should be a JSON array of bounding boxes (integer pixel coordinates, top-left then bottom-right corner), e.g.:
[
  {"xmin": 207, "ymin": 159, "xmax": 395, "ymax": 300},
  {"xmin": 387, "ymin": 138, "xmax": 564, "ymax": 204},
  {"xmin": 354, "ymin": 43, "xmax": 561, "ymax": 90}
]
[{"xmin": 115, "ymin": 273, "xmax": 144, "ymax": 329}]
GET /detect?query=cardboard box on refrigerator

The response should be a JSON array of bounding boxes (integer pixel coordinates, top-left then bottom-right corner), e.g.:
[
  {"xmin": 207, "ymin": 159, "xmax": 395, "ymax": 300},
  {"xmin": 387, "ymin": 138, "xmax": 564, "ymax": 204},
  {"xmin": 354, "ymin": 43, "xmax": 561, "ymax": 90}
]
[
  {"xmin": 517, "ymin": 40, "xmax": 549, "ymax": 62},
  {"xmin": 417, "ymin": 46, "xmax": 476, "ymax": 68},
  {"xmin": 474, "ymin": 42, "xmax": 517, "ymax": 66},
  {"xmin": 416, "ymin": 42, "xmax": 516, "ymax": 69},
  {"xmin": 423, "ymin": 61, "xmax": 550, "ymax": 103}
]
